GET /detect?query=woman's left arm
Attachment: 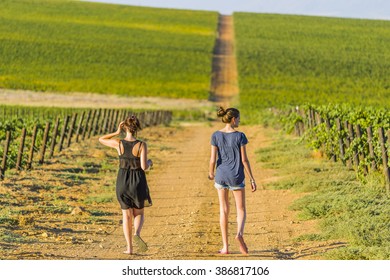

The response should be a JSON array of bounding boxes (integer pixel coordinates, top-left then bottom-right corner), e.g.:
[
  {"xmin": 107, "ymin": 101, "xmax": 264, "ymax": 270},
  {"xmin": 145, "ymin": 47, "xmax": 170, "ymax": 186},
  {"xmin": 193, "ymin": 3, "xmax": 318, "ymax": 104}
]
[
  {"xmin": 241, "ymin": 145, "xmax": 257, "ymax": 192},
  {"xmin": 140, "ymin": 142, "xmax": 152, "ymax": 171}
]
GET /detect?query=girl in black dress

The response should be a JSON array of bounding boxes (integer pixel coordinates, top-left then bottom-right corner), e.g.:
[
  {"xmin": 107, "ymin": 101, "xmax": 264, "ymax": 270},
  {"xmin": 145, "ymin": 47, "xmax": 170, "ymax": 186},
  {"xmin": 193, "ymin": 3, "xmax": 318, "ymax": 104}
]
[{"xmin": 99, "ymin": 115, "xmax": 152, "ymax": 254}]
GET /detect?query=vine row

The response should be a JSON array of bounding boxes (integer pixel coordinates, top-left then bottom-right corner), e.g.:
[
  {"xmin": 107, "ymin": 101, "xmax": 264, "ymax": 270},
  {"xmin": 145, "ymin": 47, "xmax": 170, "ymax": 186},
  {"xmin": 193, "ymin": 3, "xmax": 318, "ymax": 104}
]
[
  {"xmin": 0, "ymin": 108, "xmax": 172, "ymax": 180},
  {"xmin": 284, "ymin": 104, "xmax": 390, "ymax": 190}
]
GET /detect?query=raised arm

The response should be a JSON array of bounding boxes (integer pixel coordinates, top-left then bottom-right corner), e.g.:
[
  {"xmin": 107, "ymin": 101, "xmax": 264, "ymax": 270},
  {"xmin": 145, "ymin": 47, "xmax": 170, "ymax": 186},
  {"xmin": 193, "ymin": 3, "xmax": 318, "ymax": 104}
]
[
  {"xmin": 208, "ymin": 145, "xmax": 217, "ymax": 180},
  {"xmin": 240, "ymin": 145, "xmax": 257, "ymax": 192},
  {"xmin": 98, "ymin": 122, "xmax": 123, "ymax": 151}
]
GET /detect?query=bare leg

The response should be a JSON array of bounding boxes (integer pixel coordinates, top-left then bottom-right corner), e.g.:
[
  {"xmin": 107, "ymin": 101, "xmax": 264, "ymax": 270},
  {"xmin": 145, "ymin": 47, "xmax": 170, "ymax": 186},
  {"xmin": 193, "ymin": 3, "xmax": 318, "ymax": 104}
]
[
  {"xmin": 122, "ymin": 208, "xmax": 133, "ymax": 254},
  {"xmin": 233, "ymin": 189, "xmax": 246, "ymax": 236},
  {"xmin": 133, "ymin": 208, "xmax": 147, "ymax": 252},
  {"xmin": 232, "ymin": 189, "xmax": 248, "ymax": 254},
  {"xmin": 133, "ymin": 208, "xmax": 145, "ymax": 236},
  {"xmin": 217, "ymin": 188, "xmax": 229, "ymax": 253}
]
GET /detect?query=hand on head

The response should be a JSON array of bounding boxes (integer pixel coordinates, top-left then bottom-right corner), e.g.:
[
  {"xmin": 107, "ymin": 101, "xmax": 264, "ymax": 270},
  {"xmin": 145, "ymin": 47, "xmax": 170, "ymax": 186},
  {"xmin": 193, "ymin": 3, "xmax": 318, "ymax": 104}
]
[{"xmin": 117, "ymin": 121, "xmax": 125, "ymax": 133}]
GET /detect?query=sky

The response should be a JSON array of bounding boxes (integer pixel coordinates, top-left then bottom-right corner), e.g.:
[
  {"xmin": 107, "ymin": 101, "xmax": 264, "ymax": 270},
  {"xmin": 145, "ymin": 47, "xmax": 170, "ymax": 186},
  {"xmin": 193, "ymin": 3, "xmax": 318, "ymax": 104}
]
[{"xmin": 83, "ymin": 0, "xmax": 390, "ymax": 20}]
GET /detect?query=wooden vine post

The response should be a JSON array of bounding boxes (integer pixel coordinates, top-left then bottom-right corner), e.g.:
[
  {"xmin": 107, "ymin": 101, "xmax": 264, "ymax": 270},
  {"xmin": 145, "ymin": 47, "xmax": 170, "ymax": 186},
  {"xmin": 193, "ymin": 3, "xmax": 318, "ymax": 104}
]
[
  {"xmin": 90, "ymin": 109, "xmax": 99, "ymax": 137},
  {"xmin": 335, "ymin": 118, "xmax": 346, "ymax": 165},
  {"xmin": 378, "ymin": 127, "xmax": 390, "ymax": 191},
  {"xmin": 49, "ymin": 117, "xmax": 60, "ymax": 158},
  {"xmin": 355, "ymin": 124, "xmax": 368, "ymax": 175},
  {"xmin": 348, "ymin": 123, "xmax": 359, "ymax": 170},
  {"xmin": 75, "ymin": 111, "xmax": 85, "ymax": 143},
  {"xmin": 66, "ymin": 113, "xmax": 78, "ymax": 148},
  {"xmin": 0, "ymin": 131, "xmax": 11, "ymax": 180},
  {"xmin": 39, "ymin": 122, "xmax": 51, "ymax": 164},
  {"xmin": 98, "ymin": 109, "xmax": 107, "ymax": 135},
  {"xmin": 82, "ymin": 110, "xmax": 92, "ymax": 140},
  {"xmin": 325, "ymin": 118, "xmax": 336, "ymax": 162},
  {"xmin": 58, "ymin": 115, "xmax": 70, "ymax": 152},
  {"xmin": 366, "ymin": 126, "xmax": 377, "ymax": 171},
  {"xmin": 26, "ymin": 125, "xmax": 38, "ymax": 170},
  {"xmin": 16, "ymin": 127, "xmax": 27, "ymax": 171},
  {"xmin": 344, "ymin": 121, "xmax": 352, "ymax": 169},
  {"xmin": 103, "ymin": 109, "xmax": 110, "ymax": 134}
]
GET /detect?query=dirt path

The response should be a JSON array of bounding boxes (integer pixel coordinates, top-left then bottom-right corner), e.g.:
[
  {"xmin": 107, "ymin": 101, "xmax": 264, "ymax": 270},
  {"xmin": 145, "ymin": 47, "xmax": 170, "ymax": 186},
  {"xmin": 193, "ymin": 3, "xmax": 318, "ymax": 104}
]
[
  {"xmin": 209, "ymin": 15, "xmax": 238, "ymax": 107},
  {"xmin": 0, "ymin": 121, "xmax": 336, "ymax": 259}
]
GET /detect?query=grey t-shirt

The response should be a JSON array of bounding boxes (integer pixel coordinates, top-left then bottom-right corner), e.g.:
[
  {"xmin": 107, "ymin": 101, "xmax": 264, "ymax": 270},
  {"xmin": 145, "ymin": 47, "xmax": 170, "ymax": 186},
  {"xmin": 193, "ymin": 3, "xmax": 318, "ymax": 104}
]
[{"xmin": 211, "ymin": 130, "xmax": 248, "ymax": 186}]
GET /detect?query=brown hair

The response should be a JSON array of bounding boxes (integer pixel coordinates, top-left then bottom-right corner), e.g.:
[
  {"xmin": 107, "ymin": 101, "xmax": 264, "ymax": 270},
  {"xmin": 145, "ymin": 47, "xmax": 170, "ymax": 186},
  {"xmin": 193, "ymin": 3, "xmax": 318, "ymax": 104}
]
[
  {"xmin": 217, "ymin": 107, "xmax": 240, "ymax": 123},
  {"xmin": 123, "ymin": 115, "xmax": 142, "ymax": 135}
]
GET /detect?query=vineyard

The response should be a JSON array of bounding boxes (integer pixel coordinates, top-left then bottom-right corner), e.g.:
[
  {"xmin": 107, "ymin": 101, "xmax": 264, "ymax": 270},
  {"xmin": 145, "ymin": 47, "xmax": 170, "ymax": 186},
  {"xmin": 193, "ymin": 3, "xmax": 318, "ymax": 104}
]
[
  {"xmin": 0, "ymin": 0, "xmax": 217, "ymax": 99},
  {"xmin": 234, "ymin": 13, "xmax": 390, "ymax": 121},
  {"xmin": 0, "ymin": 105, "xmax": 172, "ymax": 180},
  {"xmin": 283, "ymin": 104, "xmax": 390, "ymax": 187},
  {"xmin": 1, "ymin": 0, "xmax": 390, "ymax": 262}
]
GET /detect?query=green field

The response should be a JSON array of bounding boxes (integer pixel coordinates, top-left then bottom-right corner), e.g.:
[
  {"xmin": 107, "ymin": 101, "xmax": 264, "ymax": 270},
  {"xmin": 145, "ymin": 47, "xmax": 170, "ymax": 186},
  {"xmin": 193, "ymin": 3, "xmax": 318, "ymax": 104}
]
[
  {"xmin": 0, "ymin": 0, "xmax": 217, "ymax": 98},
  {"xmin": 234, "ymin": 13, "xmax": 390, "ymax": 113}
]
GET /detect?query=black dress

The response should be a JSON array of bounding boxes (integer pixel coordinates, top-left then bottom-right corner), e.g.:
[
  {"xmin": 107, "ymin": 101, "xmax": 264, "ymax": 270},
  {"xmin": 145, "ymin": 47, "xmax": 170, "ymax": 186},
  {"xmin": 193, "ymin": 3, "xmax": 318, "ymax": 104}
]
[{"xmin": 116, "ymin": 140, "xmax": 152, "ymax": 209}]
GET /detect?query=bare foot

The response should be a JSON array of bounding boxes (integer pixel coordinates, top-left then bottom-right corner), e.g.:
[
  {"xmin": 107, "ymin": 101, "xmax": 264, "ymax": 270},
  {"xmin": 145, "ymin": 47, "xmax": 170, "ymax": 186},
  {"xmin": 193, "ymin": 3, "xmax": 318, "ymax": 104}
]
[
  {"xmin": 218, "ymin": 249, "xmax": 229, "ymax": 254},
  {"xmin": 235, "ymin": 235, "xmax": 248, "ymax": 255},
  {"xmin": 123, "ymin": 246, "xmax": 133, "ymax": 254}
]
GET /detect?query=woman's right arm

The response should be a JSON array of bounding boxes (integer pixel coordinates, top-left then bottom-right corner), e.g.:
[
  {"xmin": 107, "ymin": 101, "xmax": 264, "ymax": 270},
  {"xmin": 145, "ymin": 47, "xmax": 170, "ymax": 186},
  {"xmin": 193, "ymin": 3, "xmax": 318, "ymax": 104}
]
[{"xmin": 208, "ymin": 145, "xmax": 217, "ymax": 180}]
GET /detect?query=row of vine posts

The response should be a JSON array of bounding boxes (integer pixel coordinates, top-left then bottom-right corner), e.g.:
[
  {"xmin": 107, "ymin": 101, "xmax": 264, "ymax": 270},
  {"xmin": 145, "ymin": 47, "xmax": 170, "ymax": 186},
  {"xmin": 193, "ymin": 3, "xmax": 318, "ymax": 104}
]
[
  {"xmin": 0, "ymin": 109, "xmax": 172, "ymax": 180},
  {"xmin": 292, "ymin": 107, "xmax": 390, "ymax": 191}
]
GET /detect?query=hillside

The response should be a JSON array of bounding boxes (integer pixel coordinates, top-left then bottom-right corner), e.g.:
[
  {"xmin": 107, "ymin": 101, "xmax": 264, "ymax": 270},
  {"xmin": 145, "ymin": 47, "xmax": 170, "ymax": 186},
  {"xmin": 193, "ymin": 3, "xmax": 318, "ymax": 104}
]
[
  {"xmin": 234, "ymin": 13, "xmax": 390, "ymax": 112},
  {"xmin": 0, "ymin": 0, "xmax": 217, "ymax": 99}
]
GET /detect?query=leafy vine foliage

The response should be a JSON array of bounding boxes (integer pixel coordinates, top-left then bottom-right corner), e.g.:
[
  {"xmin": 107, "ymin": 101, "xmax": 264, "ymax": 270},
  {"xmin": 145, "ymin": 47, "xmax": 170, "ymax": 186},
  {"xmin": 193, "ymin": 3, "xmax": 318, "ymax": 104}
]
[{"xmin": 285, "ymin": 104, "xmax": 390, "ymax": 183}]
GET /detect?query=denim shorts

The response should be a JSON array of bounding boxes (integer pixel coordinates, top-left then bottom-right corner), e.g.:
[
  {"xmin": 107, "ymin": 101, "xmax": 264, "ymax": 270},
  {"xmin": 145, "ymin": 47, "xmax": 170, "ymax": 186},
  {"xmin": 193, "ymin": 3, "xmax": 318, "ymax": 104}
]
[{"xmin": 214, "ymin": 181, "xmax": 245, "ymax": 191}]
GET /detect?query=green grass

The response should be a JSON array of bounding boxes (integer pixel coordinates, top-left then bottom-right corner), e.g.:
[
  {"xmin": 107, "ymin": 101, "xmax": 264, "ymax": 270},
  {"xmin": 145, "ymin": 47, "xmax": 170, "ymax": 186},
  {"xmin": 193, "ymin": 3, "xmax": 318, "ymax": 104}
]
[
  {"xmin": 0, "ymin": 229, "xmax": 30, "ymax": 243},
  {"xmin": 84, "ymin": 194, "xmax": 114, "ymax": 205},
  {"xmin": 257, "ymin": 129, "xmax": 390, "ymax": 259},
  {"xmin": 234, "ymin": 13, "xmax": 390, "ymax": 121},
  {"xmin": 0, "ymin": 0, "xmax": 217, "ymax": 98}
]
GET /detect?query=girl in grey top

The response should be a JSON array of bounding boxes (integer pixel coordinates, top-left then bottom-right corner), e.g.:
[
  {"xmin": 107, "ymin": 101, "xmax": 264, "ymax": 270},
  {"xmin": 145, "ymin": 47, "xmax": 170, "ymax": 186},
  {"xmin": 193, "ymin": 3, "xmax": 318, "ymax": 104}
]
[{"xmin": 209, "ymin": 107, "xmax": 257, "ymax": 255}]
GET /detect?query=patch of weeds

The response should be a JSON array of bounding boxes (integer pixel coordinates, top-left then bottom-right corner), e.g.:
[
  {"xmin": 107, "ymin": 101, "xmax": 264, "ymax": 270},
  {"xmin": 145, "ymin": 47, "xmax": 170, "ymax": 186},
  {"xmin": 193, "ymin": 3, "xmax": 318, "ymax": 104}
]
[
  {"xmin": 61, "ymin": 172, "xmax": 98, "ymax": 186},
  {"xmin": 257, "ymin": 131, "xmax": 390, "ymax": 259},
  {"xmin": 324, "ymin": 246, "xmax": 390, "ymax": 260},
  {"xmin": 40, "ymin": 184, "xmax": 62, "ymax": 191},
  {"xmin": 159, "ymin": 145, "xmax": 175, "ymax": 151},
  {"xmin": 87, "ymin": 216, "xmax": 113, "ymax": 225},
  {"xmin": 0, "ymin": 193, "xmax": 12, "ymax": 199},
  {"xmin": 89, "ymin": 209, "xmax": 113, "ymax": 216},
  {"xmin": 0, "ymin": 229, "xmax": 28, "ymax": 243},
  {"xmin": 100, "ymin": 159, "xmax": 115, "ymax": 172},
  {"xmin": 82, "ymin": 162, "xmax": 101, "ymax": 174},
  {"xmin": 39, "ymin": 205, "xmax": 70, "ymax": 215},
  {"xmin": 294, "ymin": 233, "xmax": 328, "ymax": 242},
  {"xmin": 268, "ymin": 179, "xmax": 304, "ymax": 190},
  {"xmin": 0, "ymin": 216, "xmax": 19, "ymax": 227},
  {"xmin": 84, "ymin": 194, "xmax": 113, "ymax": 205},
  {"xmin": 53, "ymin": 185, "xmax": 67, "ymax": 191}
]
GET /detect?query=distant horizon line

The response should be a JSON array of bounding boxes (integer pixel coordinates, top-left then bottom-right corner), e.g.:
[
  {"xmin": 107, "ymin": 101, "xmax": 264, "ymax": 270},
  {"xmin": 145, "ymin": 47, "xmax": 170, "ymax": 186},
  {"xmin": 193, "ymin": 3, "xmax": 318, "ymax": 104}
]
[{"xmin": 81, "ymin": 0, "xmax": 390, "ymax": 22}]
